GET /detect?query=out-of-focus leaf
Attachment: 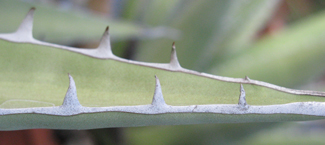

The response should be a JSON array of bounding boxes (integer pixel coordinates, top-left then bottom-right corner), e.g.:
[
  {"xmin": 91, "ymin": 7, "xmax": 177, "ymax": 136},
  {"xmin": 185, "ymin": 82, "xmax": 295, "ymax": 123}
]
[
  {"xmin": 126, "ymin": 121, "xmax": 325, "ymax": 145},
  {"xmin": 212, "ymin": 10, "xmax": 325, "ymax": 87},
  {"xmin": 133, "ymin": 0, "xmax": 280, "ymax": 71},
  {"xmin": 126, "ymin": 123, "xmax": 277, "ymax": 145},
  {"xmin": 122, "ymin": 0, "xmax": 180, "ymax": 25},
  {"xmin": 241, "ymin": 121, "xmax": 325, "ymax": 145}
]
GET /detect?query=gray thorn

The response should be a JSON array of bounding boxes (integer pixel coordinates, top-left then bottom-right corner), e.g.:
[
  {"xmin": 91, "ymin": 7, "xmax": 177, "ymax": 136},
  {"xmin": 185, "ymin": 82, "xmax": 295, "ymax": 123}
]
[
  {"xmin": 15, "ymin": 7, "xmax": 35, "ymax": 39},
  {"xmin": 97, "ymin": 26, "xmax": 114, "ymax": 57},
  {"xmin": 151, "ymin": 75, "xmax": 167, "ymax": 106},
  {"xmin": 238, "ymin": 84, "xmax": 247, "ymax": 107},
  {"xmin": 169, "ymin": 42, "xmax": 182, "ymax": 69},
  {"xmin": 62, "ymin": 74, "xmax": 82, "ymax": 107}
]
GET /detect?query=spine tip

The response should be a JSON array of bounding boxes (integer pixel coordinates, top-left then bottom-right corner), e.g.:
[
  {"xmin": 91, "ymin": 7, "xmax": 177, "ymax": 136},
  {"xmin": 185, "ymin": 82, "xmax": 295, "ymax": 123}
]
[
  {"xmin": 105, "ymin": 26, "xmax": 109, "ymax": 32},
  {"xmin": 172, "ymin": 42, "xmax": 175, "ymax": 49}
]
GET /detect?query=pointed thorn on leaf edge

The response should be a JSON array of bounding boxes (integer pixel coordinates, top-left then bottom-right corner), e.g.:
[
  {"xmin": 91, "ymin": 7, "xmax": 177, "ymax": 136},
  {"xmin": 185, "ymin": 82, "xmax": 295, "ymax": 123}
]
[
  {"xmin": 62, "ymin": 74, "xmax": 82, "ymax": 107},
  {"xmin": 105, "ymin": 26, "xmax": 109, "ymax": 32},
  {"xmin": 15, "ymin": 7, "xmax": 35, "ymax": 38},
  {"xmin": 97, "ymin": 26, "xmax": 114, "ymax": 57},
  {"xmin": 244, "ymin": 76, "xmax": 251, "ymax": 81},
  {"xmin": 101, "ymin": 26, "xmax": 109, "ymax": 38},
  {"xmin": 238, "ymin": 84, "xmax": 247, "ymax": 107},
  {"xmin": 172, "ymin": 42, "xmax": 175, "ymax": 50},
  {"xmin": 151, "ymin": 75, "xmax": 167, "ymax": 106},
  {"xmin": 102, "ymin": 26, "xmax": 109, "ymax": 36},
  {"xmin": 169, "ymin": 42, "xmax": 181, "ymax": 69}
]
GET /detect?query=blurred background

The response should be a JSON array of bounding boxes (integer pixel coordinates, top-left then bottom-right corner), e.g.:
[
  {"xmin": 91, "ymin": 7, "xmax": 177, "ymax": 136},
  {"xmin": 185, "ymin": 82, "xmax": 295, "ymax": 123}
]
[{"xmin": 0, "ymin": 0, "xmax": 325, "ymax": 144}]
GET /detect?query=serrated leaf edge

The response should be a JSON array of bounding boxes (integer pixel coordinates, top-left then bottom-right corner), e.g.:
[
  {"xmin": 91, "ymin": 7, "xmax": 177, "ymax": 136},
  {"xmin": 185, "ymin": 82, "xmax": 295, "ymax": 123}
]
[
  {"xmin": 0, "ymin": 74, "xmax": 324, "ymax": 117},
  {"xmin": 0, "ymin": 8, "xmax": 325, "ymax": 117}
]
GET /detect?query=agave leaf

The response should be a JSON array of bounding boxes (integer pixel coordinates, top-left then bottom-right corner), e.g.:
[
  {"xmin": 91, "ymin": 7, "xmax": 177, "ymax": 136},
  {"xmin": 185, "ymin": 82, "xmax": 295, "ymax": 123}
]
[
  {"xmin": 0, "ymin": 8, "xmax": 325, "ymax": 130},
  {"xmin": 213, "ymin": 10, "xmax": 325, "ymax": 87},
  {"xmin": 240, "ymin": 122, "xmax": 325, "ymax": 145}
]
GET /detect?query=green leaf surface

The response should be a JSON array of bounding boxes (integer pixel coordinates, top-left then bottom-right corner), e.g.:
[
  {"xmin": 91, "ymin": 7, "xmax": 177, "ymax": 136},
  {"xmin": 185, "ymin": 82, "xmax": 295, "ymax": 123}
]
[
  {"xmin": 1, "ymin": 40, "xmax": 325, "ymax": 108},
  {"xmin": 0, "ymin": 38, "xmax": 325, "ymax": 130},
  {"xmin": 1, "ymin": 2, "xmax": 325, "ymax": 130}
]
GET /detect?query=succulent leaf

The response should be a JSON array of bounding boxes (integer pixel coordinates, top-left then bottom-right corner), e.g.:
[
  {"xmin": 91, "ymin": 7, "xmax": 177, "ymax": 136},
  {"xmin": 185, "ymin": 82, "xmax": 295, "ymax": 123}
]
[{"xmin": 0, "ymin": 7, "xmax": 325, "ymax": 130}]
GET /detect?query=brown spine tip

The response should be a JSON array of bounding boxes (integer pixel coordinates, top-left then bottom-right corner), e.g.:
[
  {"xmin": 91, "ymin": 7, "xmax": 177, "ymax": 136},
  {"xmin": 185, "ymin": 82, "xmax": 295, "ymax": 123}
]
[
  {"xmin": 30, "ymin": 7, "xmax": 36, "ymax": 11},
  {"xmin": 172, "ymin": 42, "xmax": 175, "ymax": 49},
  {"xmin": 244, "ymin": 76, "xmax": 251, "ymax": 81},
  {"xmin": 105, "ymin": 26, "xmax": 109, "ymax": 32}
]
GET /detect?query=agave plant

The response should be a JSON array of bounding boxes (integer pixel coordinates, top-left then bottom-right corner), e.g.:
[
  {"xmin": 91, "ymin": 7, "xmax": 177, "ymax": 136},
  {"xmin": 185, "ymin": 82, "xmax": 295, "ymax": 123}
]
[{"xmin": 1, "ymin": 0, "xmax": 325, "ymax": 133}]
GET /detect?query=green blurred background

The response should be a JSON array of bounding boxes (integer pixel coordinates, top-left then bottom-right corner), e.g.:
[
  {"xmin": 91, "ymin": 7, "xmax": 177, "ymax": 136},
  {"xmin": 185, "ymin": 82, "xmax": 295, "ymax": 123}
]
[{"xmin": 0, "ymin": 0, "xmax": 325, "ymax": 144}]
